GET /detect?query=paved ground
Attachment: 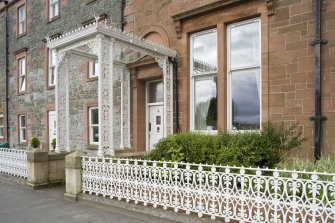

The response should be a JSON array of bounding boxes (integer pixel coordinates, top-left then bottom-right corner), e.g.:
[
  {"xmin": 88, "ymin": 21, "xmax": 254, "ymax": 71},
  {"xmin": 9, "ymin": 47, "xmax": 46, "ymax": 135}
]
[{"xmin": 0, "ymin": 177, "xmax": 178, "ymax": 223}]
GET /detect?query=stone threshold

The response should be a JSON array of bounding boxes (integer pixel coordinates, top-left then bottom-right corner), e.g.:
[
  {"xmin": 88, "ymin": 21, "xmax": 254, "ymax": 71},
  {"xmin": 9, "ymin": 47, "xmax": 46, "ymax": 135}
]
[{"xmin": 78, "ymin": 193, "xmax": 224, "ymax": 223}]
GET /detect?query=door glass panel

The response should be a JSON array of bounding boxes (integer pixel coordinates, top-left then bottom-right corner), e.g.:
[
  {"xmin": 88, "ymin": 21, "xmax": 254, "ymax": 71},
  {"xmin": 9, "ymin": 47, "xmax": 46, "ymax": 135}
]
[{"xmin": 148, "ymin": 81, "xmax": 163, "ymax": 103}]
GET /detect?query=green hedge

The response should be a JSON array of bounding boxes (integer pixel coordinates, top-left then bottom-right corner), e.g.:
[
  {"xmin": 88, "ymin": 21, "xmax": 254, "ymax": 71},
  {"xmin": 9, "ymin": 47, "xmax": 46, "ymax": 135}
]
[{"xmin": 145, "ymin": 122, "xmax": 304, "ymax": 168}]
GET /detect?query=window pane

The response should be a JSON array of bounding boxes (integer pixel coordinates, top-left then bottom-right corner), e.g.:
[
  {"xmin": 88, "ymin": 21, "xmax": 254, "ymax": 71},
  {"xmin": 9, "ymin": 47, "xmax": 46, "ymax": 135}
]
[
  {"xmin": 20, "ymin": 76, "xmax": 26, "ymax": 92},
  {"xmin": 230, "ymin": 21, "xmax": 260, "ymax": 69},
  {"xmin": 192, "ymin": 30, "xmax": 217, "ymax": 73},
  {"xmin": 148, "ymin": 81, "xmax": 163, "ymax": 103},
  {"xmin": 91, "ymin": 108, "xmax": 98, "ymax": 125},
  {"xmin": 0, "ymin": 116, "xmax": 3, "ymax": 126},
  {"xmin": 0, "ymin": 128, "xmax": 3, "ymax": 137},
  {"xmin": 194, "ymin": 76, "xmax": 217, "ymax": 130},
  {"xmin": 20, "ymin": 115, "xmax": 26, "ymax": 127},
  {"xmin": 92, "ymin": 126, "xmax": 99, "ymax": 143},
  {"xmin": 231, "ymin": 69, "xmax": 260, "ymax": 130}
]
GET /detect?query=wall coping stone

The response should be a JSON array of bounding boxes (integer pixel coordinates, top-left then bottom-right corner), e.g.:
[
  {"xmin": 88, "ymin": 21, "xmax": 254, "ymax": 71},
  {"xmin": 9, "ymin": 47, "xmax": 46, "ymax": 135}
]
[
  {"xmin": 27, "ymin": 149, "xmax": 49, "ymax": 162},
  {"xmin": 65, "ymin": 151, "xmax": 86, "ymax": 169},
  {"xmin": 49, "ymin": 152, "xmax": 71, "ymax": 161}
]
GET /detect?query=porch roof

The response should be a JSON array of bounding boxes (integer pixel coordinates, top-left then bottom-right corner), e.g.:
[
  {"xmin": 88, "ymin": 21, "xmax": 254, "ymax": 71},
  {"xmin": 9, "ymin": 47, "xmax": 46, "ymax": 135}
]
[{"xmin": 46, "ymin": 16, "xmax": 177, "ymax": 59}]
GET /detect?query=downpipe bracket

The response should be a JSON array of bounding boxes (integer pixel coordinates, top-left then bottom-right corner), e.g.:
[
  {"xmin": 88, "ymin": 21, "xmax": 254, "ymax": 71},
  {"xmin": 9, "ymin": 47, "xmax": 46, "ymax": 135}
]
[
  {"xmin": 309, "ymin": 116, "xmax": 327, "ymax": 122},
  {"xmin": 309, "ymin": 39, "xmax": 328, "ymax": 46}
]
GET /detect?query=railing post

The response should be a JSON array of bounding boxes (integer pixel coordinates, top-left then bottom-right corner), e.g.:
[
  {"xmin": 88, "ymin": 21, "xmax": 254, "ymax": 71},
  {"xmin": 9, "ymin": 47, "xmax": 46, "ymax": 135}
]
[
  {"xmin": 64, "ymin": 151, "xmax": 84, "ymax": 201},
  {"xmin": 26, "ymin": 149, "xmax": 49, "ymax": 189}
]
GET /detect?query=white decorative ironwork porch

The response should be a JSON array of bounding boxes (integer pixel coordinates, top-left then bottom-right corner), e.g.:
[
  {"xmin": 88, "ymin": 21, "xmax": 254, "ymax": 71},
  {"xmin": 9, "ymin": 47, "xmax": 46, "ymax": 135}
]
[
  {"xmin": 46, "ymin": 16, "xmax": 176, "ymax": 157},
  {"xmin": 82, "ymin": 156, "xmax": 335, "ymax": 223}
]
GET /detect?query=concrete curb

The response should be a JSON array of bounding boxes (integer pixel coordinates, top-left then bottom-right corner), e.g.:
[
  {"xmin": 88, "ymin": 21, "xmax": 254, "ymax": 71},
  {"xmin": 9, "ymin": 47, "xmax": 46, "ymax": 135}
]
[
  {"xmin": 79, "ymin": 193, "xmax": 225, "ymax": 223},
  {"xmin": 0, "ymin": 173, "xmax": 26, "ymax": 185}
]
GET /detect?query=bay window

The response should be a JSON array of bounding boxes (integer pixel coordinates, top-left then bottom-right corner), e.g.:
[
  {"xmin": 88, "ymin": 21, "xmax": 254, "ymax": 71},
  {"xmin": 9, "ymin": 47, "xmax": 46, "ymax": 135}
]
[
  {"xmin": 227, "ymin": 19, "xmax": 261, "ymax": 130},
  {"xmin": 190, "ymin": 29, "xmax": 218, "ymax": 131}
]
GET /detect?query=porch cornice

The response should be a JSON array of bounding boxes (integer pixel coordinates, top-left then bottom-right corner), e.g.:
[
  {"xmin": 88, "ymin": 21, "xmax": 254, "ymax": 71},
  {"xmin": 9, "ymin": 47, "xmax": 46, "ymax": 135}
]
[{"xmin": 46, "ymin": 20, "xmax": 177, "ymax": 59}]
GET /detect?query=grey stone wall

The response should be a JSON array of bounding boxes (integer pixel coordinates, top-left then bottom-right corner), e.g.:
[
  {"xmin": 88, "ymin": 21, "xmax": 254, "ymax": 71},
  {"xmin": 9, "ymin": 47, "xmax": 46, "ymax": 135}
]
[{"xmin": 0, "ymin": 0, "xmax": 122, "ymax": 150}]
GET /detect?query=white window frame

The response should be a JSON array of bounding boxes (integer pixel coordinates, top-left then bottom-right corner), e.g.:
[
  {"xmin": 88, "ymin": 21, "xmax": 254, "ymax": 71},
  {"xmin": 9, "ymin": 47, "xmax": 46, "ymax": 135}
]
[
  {"xmin": 19, "ymin": 115, "xmax": 26, "ymax": 143},
  {"xmin": 190, "ymin": 29, "xmax": 218, "ymax": 133},
  {"xmin": 18, "ymin": 57, "xmax": 26, "ymax": 92},
  {"xmin": 88, "ymin": 61, "xmax": 99, "ymax": 78},
  {"xmin": 18, "ymin": 4, "xmax": 26, "ymax": 35},
  {"xmin": 227, "ymin": 18, "xmax": 262, "ymax": 131},
  {"xmin": 49, "ymin": 0, "xmax": 59, "ymax": 20},
  {"xmin": 89, "ymin": 107, "xmax": 99, "ymax": 145},
  {"xmin": 48, "ymin": 49, "xmax": 56, "ymax": 86},
  {"xmin": 0, "ymin": 113, "xmax": 4, "ymax": 139}
]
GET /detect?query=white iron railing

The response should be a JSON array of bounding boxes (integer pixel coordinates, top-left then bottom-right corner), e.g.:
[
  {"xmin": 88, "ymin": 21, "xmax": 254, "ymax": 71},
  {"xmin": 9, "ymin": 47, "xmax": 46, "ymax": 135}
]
[
  {"xmin": 0, "ymin": 148, "xmax": 27, "ymax": 178},
  {"xmin": 82, "ymin": 156, "xmax": 335, "ymax": 223}
]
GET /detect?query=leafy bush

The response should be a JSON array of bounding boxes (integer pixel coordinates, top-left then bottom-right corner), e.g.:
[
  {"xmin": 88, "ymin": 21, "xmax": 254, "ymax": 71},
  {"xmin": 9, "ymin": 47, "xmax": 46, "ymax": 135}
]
[
  {"xmin": 0, "ymin": 142, "xmax": 9, "ymax": 148},
  {"xmin": 51, "ymin": 138, "xmax": 56, "ymax": 150},
  {"xmin": 145, "ymin": 122, "xmax": 304, "ymax": 168},
  {"xmin": 30, "ymin": 137, "xmax": 41, "ymax": 149}
]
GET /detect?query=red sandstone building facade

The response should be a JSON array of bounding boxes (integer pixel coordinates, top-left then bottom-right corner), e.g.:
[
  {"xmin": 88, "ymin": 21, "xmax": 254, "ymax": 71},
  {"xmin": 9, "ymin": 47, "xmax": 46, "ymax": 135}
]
[{"xmin": 124, "ymin": 0, "xmax": 335, "ymax": 159}]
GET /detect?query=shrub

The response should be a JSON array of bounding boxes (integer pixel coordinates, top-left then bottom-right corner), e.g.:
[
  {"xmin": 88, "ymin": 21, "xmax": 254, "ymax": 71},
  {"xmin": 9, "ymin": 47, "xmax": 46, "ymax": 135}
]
[
  {"xmin": 145, "ymin": 122, "xmax": 304, "ymax": 168},
  {"xmin": 30, "ymin": 137, "xmax": 41, "ymax": 149},
  {"xmin": 51, "ymin": 138, "xmax": 56, "ymax": 150}
]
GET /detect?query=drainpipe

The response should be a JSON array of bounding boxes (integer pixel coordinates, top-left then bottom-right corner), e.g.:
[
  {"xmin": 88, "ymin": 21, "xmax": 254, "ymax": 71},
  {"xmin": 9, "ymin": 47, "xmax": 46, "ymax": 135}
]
[
  {"xmin": 169, "ymin": 57, "xmax": 179, "ymax": 132},
  {"xmin": 121, "ymin": 0, "xmax": 126, "ymax": 31},
  {"xmin": 310, "ymin": 0, "xmax": 327, "ymax": 161},
  {"xmin": 4, "ymin": 0, "xmax": 10, "ymax": 144}
]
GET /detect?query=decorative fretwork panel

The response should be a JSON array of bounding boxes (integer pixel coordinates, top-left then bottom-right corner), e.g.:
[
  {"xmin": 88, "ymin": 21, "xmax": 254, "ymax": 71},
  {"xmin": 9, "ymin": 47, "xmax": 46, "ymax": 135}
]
[
  {"xmin": 82, "ymin": 157, "xmax": 335, "ymax": 223},
  {"xmin": 0, "ymin": 148, "xmax": 27, "ymax": 178},
  {"xmin": 121, "ymin": 68, "xmax": 131, "ymax": 148}
]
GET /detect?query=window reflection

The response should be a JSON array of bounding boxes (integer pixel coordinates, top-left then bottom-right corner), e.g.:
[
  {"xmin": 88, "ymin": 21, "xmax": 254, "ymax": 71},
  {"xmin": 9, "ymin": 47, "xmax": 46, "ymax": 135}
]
[
  {"xmin": 231, "ymin": 70, "xmax": 260, "ymax": 130},
  {"xmin": 195, "ymin": 76, "xmax": 217, "ymax": 130},
  {"xmin": 191, "ymin": 29, "xmax": 218, "ymax": 131}
]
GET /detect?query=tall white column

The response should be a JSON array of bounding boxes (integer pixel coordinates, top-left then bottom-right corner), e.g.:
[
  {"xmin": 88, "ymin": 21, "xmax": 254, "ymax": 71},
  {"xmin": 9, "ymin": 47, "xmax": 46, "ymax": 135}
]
[
  {"xmin": 119, "ymin": 68, "xmax": 124, "ymax": 149},
  {"xmin": 97, "ymin": 35, "xmax": 115, "ymax": 157},
  {"xmin": 157, "ymin": 57, "xmax": 173, "ymax": 137},
  {"xmin": 55, "ymin": 51, "xmax": 68, "ymax": 153}
]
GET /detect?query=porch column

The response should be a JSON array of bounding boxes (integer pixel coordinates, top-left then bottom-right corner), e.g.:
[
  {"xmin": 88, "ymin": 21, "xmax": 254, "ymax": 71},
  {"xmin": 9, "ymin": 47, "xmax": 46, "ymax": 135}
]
[
  {"xmin": 55, "ymin": 51, "xmax": 70, "ymax": 152},
  {"xmin": 97, "ymin": 35, "xmax": 115, "ymax": 157},
  {"xmin": 120, "ymin": 68, "xmax": 131, "ymax": 149},
  {"xmin": 156, "ymin": 57, "xmax": 174, "ymax": 137}
]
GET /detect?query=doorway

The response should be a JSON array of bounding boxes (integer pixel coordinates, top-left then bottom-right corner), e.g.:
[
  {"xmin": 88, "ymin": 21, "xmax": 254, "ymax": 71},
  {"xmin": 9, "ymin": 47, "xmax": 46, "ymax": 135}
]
[{"xmin": 146, "ymin": 81, "xmax": 164, "ymax": 150}]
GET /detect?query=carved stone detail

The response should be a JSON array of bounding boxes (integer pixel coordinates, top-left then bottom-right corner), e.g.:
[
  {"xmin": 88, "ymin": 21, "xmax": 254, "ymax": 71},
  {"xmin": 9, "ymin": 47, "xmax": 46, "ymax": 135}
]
[{"xmin": 266, "ymin": 0, "xmax": 275, "ymax": 16}]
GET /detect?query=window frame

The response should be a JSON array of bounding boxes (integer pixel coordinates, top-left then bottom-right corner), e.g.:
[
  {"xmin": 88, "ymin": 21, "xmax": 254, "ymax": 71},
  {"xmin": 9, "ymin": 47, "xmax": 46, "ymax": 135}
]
[
  {"xmin": 0, "ymin": 113, "xmax": 4, "ymax": 139},
  {"xmin": 17, "ymin": 4, "xmax": 26, "ymax": 36},
  {"xmin": 227, "ymin": 18, "xmax": 262, "ymax": 131},
  {"xmin": 18, "ymin": 57, "xmax": 27, "ymax": 93},
  {"xmin": 18, "ymin": 114, "xmax": 27, "ymax": 143},
  {"xmin": 189, "ymin": 28, "xmax": 218, "ymax": 133},
  {"xmin": 48, "ymin": 0, "xmax": 60, "ymax": 21},
  {"xmin": 89, "ymin": 107, "xmax": 99, "ymax": 145}
]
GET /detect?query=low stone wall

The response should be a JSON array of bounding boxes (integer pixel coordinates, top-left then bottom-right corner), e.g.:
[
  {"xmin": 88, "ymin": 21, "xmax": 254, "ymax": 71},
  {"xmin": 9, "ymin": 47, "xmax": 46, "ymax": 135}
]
[{"xmin": 26, "ymin": 149, "xmax": 70, "ymax": 189}]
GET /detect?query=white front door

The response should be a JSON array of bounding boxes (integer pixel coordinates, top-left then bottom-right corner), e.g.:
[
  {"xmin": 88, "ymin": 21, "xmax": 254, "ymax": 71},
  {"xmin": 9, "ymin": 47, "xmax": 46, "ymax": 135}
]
[
  {"xmin": 148, "ymin": 105, "xmax": 164, "ymax": 150},
  {"xmin": 147, "ymin": 81, "xmax": 164, "ymax": 150},
  {"xmin": 48, "ymin": 111, "xmax": 56, "ymax": 151}
]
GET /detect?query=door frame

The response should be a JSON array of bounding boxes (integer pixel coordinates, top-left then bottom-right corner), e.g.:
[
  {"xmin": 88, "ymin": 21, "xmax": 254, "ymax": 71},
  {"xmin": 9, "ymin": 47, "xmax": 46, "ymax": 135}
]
[{"xmin": 146, "ymin": 80, "xmax": 164, "ymax": 151}]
